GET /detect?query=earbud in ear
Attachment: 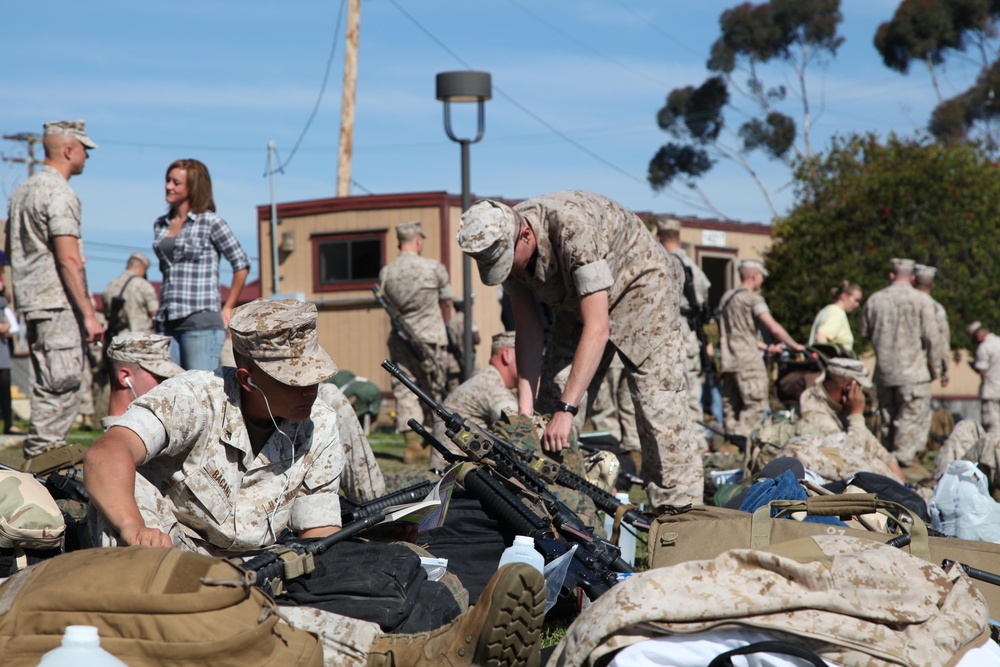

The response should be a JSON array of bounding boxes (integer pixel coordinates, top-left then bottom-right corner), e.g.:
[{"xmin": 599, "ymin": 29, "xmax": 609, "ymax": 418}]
[
  {"xmin": 248, "ymin": 378, "xmax": 259, "ymax": 390},
  {"xmin": 124, "ymin": 377, "xmax": 133, "ymax": 389}
]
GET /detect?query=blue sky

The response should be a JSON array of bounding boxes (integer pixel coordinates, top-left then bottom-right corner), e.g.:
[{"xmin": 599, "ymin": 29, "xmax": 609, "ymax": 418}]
[{"xmin": 1, "ymin": 0, "xmax": 984, "ymax": 293}]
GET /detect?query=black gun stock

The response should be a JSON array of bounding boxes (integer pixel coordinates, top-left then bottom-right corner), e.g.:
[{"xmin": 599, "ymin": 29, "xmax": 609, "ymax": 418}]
[
  {"xmin": 372, "ymin": 286, "xmax": 444, "ymax": 391},
  {"xmin": 698, "ymin": 420, "xmax": 748, "ymax": 452}
]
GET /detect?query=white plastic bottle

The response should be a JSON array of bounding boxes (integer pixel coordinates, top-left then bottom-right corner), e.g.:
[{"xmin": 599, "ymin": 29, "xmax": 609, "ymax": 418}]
[
  {"xmin": 603, "ymin": 492, "xmax": 637, "ymax": 567},
  {"xmin": 36, "ymin": 625, "xmax": 128, "ymax": 667},
  {"xmin": 497, "ymin": 535, "xmax": 544, "ymax": 575}
]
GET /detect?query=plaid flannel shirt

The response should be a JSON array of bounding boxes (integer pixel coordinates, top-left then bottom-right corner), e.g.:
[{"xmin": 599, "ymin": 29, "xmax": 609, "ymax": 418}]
[{"xmin": 153, "ymin": 210, "xmax": 251, "ymax": 323}]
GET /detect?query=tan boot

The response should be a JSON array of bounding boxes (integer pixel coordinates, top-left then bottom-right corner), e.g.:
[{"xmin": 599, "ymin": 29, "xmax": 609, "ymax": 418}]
[
  {"xmin": 403, "ymin": 430, "xmax": 429, "ymax": 465},
  {"xmin": 367, "ymin": 563, "xmax": 545, "ymax": 667}
]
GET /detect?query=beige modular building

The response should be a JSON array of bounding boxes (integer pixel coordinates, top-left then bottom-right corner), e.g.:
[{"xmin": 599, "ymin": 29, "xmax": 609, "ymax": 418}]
[{"xmin": 254, "ymin": 192, "xmax": 775, "ymax": 396}]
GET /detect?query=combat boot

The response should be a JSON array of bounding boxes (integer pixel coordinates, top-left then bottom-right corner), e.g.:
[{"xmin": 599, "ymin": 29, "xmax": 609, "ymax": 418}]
[
  {"xmin": 367, "ymin": 563, "xmax": 545, "ymax": 667},
  {"xmin": 403, "ymin": 430, "xmax": 430, "ymax": 464}
]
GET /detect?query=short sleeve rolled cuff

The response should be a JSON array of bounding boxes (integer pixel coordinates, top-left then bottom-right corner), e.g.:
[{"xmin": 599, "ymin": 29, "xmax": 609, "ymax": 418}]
[
  {"xmin": 112, "ymin": 406, "xmax": 170, "ymax": 464},
  {"xmin": 751, "ymin": 300, "xmax": 770, "ymax": 318},
  {"xmin": 572, "ymin": 260, "xmax": 614, "ymax": 297}
]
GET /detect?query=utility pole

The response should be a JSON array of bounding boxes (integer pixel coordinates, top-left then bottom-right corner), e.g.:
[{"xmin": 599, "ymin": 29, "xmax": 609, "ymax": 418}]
[
  {"xmin": 336, "ymin": 0, "xmax": 360, "ymax": 197},
  {"xmin": 2, "ymin": 132, "xmax": 41, "ymax": 177},
  {"xmin": 268, "ymin": 140, "xmax": 281, "ymax": 296}
]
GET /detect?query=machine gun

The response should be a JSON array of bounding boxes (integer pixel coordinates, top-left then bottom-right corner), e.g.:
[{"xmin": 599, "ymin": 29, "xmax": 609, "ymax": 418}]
[
  {"xmin": 371, "ymin": 285, "xmax": 444, "ymax": 392},
  {"xmin": 386, "ymin": 358, "xmax": 651, "ymax": 531},
  {"xmin": 383, "ymin": 359, "xmax": 635, "ymax": 600},
  {"xmin": 407, "ymin": 420, "xmax": 623, "ymax": 599},
  {"xmin": 236, "ymin": 511, "xmax": 387, "ymax": 597}
]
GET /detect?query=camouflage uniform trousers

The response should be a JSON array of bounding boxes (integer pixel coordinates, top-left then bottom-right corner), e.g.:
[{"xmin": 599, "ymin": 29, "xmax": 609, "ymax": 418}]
[
  {"xmin": 720, "ymin": 368, "xmax": 769, "ymax": 439},
  {"xmin": 588, "ymin": 355, "xmax": 639, "ymax": 453},
  {"xmin": 387, "ymin": 334, "xmax": 452, "ymax": 432},
  {"xmin": 539, "ymin": 320, "xmax": 704, "ymax": 508},
  {"xmin": 877, "ymin": 381, "xmax": 932, "ymax": 466},
  {"xmin": 278, "ymin": 606, "xmax": 381, "ymax": 667},
  {"xmin": 982, "ymin": 399, "xmax": 1000, "ymax": 434},
  {"xmin": 681, "ymin": 321, "xmax": 704, "ymax": 423},
  {"xmin": 24, "ymin": 308, "xmax": 85, "ymax": 457}
]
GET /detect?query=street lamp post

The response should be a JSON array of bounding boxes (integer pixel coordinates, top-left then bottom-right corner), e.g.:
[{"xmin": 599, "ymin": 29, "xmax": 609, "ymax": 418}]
[{"xmin": 436, "ymin": 71, "xmax": 491, "ymax": 381}]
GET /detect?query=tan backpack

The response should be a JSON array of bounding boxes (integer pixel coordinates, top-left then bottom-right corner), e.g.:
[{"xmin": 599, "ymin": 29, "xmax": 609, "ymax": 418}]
[{"xmin": 0, "ymin": 547, "xmax": 323, "ymax": 667}]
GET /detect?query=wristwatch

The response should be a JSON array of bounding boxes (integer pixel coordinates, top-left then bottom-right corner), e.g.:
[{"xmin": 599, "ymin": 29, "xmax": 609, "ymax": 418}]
[{"xmin": 555, "ymin": 401, "xmax": 579, "ymax": 416}]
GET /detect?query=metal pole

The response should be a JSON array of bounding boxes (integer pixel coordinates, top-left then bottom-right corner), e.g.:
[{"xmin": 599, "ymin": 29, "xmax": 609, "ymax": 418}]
[
  {"xmin": 268, "ymin": 140, "xmax": 280, "ymax": 296},
  {"xmin": 460, "ymin": 139, "xmax": 474, "ymax": 381}
]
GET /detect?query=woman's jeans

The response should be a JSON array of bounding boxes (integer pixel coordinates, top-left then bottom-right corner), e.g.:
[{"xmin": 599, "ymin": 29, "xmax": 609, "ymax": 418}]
[{"xmin": 166, "ymin": 328, "xmax": 226, "ymax": 371}]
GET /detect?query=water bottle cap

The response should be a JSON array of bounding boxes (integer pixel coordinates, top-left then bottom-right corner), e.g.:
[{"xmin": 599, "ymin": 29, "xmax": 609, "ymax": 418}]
[
  {"xmin": 513, "ymin": 535, "xmax": 534, "ymax": 546},
  {"xmin": 63, "ymin": 625, "xmax": 100, "ymax": 645}
]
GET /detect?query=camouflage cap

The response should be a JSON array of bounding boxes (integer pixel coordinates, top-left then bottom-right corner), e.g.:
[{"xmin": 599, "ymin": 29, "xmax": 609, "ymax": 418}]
[
  {"xmin": 395, "ymin": 220, "xmax": 426, "ymax": 243},
  {"xmin": 825, "ymin": 357, "xmax": 872, "ymax": 388},
  {"xmin": 968, "ymin": 321, "xmax": 985, "ymax": 336},
  {"xmin": 738, "ymin": 258, "xmax": 769, "ymax": 278},
  {"xmin": 655, "ymin": 217, "xmax": 682, "ymax": 233},
  {"xmin": 129, "ymin": 252, "xmax": 151, "ymax": 269},
  {"xmin": 229, "ymin": 298, "xmax": 337, "ymax": 387},
  {"xmin": 890, "ymin": 257, "xmax": 915, "ymax": 274},
  {"xmin": 914, "ymin": 263, "xmax": 937, "ymax": 279},
  {"xmin": 458, "ymin": 199, "xmax": 517, "ymax": 286},
  {"xmin": 106, "ymin": 332, "xmax": 184, "ymax": 379},
  {"xmin": 492, "ymin": 331, "xmax": 515, "ymax": 351},
  {"xmin": 43, "ymin": 120, "xmax": 98, "ymax": 149}
]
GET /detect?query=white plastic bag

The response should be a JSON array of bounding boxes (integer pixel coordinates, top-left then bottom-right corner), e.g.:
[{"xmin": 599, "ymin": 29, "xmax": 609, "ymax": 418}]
[{"xmin": 929, "ymin": 460, "xmax": 1000, "ymax": 544}]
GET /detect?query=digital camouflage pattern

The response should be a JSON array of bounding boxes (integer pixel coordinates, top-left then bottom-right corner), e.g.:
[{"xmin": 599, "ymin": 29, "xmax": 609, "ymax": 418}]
[
  {"xmin": 229, "ymin": 299, "xmax": 338, "ymax": 387},
  {"xmin": 549, "ymin": 535, "xmax": 990, "ymax": 667},
  {"xmin": 778, "ymin": 432, "xmax": 899, "ymax": 482},
  {"xmin": 429, "ymin": 364, "xmax": 517, "ymax": 470},
  {"xmin": 386, "ymin": 336, "xmax": 451, "ymax": 432},
  {"xmin": 106, "ymin": 331, "xmax": 184, "ymax": 379},
  {"xmin": 103, "ymin": 269, "xmax": 159, "ymax": 333},
  {"xmin": 792, "ymin": 383, "xmax": 898, "ymax": 479},
  {"xmin": 379, "ymin": 251, "xmax": 452, "ymax": 346},
  {"xmin": 669, "ymin": 247, "xmax": 711, "ymax": 418},
  {"xmin": 929, "ymin": 296, "xmax": 951, "ymax": 383},
  {"xmin": 588, "ymin": 355, "xmax": 639, "ymax": 454},
  {"xmin": 718, "ymin": 286, "xmax": 771, "ymax": 438},
  {"xmin": 485, "ymin": 191, "xmax": 702, "ymax": 507},
  {"xmin": 317, "ymin": 383, "xmax": 386, "ymax": 504},
  {"xmin": 974, "ymin": 332, "xmax": 1000, "ymax": 433},
  {"xmin": 6, "ymin": 166, "xmax": 83, "ymax": 314},
  {"xmin": 280, "ymin": 605, "xmax": 381, "ymax": 667},
  {"xmin": 859, "ymin": 281, "xmax": 943, "ymax": 463},
  {"xmin": 23, "ymin": 308, "xmax": 84, "ymax": 457},
  {"xmin": 91, "ymin": 368, "xmax": 345, "ymax": 556}
]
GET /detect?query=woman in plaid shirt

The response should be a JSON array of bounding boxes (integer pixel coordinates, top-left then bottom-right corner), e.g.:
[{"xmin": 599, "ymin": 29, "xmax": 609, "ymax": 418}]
[{"xmin": 152, "ymin": 159, "xmax": 250, "ymax": 370}]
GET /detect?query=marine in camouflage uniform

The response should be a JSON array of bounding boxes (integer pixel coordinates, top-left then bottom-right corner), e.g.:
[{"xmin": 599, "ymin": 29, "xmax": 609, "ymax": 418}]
[
  {"xmin": 718, "ymin": 259, "xmax": 805, "ymax": 438},
  {"xmin": 656, "ymin": 217, "xmax": 712, "ymax": 422},
  {"xmin": 85, "ymin": 299, "xmax": 544, "ymax": 667},
  {"xmin": 379, "ymin": 220, "xmax": 454, "ymax": 462},
  {"xmin": 587, "ymin": 353, "xmax": 640, "ymax": 465},
  {"xmin": 970, "ymin": 322, "xmax": 1000, "ymax": 433},
  {"xmin": 317, "ymin": 382, "xmax": 387, "ymax": 504},
  {"xmin": 915, "ymin": 264, "xmax": 951, "ymax": 387},
  {"xmin": 100, "ymin": 331, "xmax": 184, "ymax": 429},
  {"xmin": 458, "ymin": 191, "xmax": 704, "ymax": 508},
  {"xmin": 790, "ymin": 358, "xmax": 905, "ymax": 482},
  {"xmin": 858, "ymin": 258, "xmax": 943, "ymax": 467},
  {"xmin": 5, "ymin": 121, "xmax": 105, "ymax": 458},
  {"xmin": 102, "ymin": 252, "xmax": 159, "ymax": 334},
  {"xmin": 429, "ymin": 332, "xmax": 519, "ymax": 471}
]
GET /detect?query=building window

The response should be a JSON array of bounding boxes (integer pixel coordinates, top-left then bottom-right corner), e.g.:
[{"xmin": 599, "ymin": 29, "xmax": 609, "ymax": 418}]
[{"xmin": 313, "ymin": 231, "xmax": 385, "ymax": 291}]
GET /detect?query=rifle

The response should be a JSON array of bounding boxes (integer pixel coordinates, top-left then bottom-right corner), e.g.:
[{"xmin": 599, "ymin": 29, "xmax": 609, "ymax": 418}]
[
  {"xmin": 371, "ymin": 285, "xmax": 444, "ymax": 391},
  {"xmin": 340, "ymin": 480, "xmax": 435, "ymax": 524},
  {"xmin": 236, "ymin": 511, "xmax": 387, "ymax": 597},
  {"xmin": 445, "ymin": 321, "xmax": 466, "ymax": 379},
  {"xmin": 408, "ymin": 418, "xmax": 623, "ymax": 599},
  {"xmin": 383, "ymin": 359, "xmax": 635, "ymax": 600},
  {"xmin": 698, "ymin": 420, "xmax": 748, "ymax": 453},
  {"xmin": 678, "ymin": 261, "xmax": 717, "ymax": 392}
]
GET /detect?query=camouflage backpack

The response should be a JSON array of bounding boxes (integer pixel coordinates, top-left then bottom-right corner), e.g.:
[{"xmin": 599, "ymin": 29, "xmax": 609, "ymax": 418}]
[{"xmin": 0, "ymin": 471, "xmax": 65, "ymax": 576}]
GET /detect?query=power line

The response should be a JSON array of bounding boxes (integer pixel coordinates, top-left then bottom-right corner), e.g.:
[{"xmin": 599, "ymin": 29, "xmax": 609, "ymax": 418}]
[
  {"xmin": 501, "ymin": 0, "xmax": 671, "ymax": 88},
  {"xmin": 273, "ymin": 0, "xmax": 348, "ymax": 174}
]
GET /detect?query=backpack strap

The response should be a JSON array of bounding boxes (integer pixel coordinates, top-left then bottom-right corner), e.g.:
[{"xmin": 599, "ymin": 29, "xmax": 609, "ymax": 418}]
[{"xmin": 708, "ymin": 640, "xmax": 828, "ymax": 667}]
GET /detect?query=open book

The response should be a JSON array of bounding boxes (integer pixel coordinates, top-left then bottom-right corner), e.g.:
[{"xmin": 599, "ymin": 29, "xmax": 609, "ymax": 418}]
[{"xmin": 362, "ymin": 463, "xmax": 462, "ymax": 538}]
